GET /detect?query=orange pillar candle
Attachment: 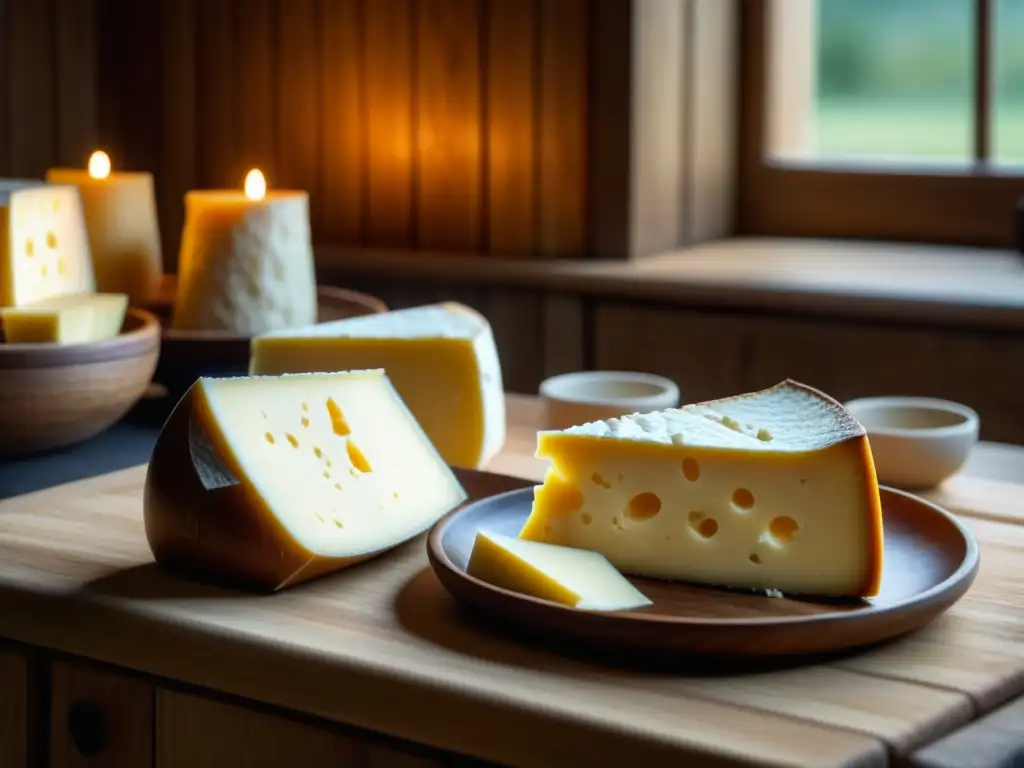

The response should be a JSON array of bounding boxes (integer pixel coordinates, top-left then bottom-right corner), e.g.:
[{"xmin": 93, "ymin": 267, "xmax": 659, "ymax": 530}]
[
  {"xmin": 172, "ymin": 169, "xmax": 317, "ymax": 335},
  {"xmin": 46, "ymin": 151, "xmax": 163, "ymax": 306}
]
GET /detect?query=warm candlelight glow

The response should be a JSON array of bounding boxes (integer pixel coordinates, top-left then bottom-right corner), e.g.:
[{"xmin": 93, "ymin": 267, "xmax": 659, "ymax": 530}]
[
  {"xmin": 244, "ymin": 169, "xmax": 266, "ymax": 201},
  {"xmin": 88, "ymin": 150, "xmax": 111, "ymax": 180}
]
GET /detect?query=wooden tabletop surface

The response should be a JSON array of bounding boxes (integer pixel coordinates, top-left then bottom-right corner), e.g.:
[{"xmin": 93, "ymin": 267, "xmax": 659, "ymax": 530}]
[{"xmin": 1, "ymin": 394, "xmax": 1024, "ymax": 768}]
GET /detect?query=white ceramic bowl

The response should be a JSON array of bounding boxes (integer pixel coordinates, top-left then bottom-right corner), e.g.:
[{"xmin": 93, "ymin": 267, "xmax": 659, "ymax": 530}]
[
  {"xmin": 844, "ymin": 396, "xmax": 980, "ymax": 490},
  {"xmin": 539, "ymin": 371, "xmax": 680, "ymax": 431}
]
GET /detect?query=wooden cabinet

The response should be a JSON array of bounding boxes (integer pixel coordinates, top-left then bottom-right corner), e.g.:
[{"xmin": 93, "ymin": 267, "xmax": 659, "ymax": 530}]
[{"xmin": 0, "ymin": 647, "xmax": 30, "ymax": 768}]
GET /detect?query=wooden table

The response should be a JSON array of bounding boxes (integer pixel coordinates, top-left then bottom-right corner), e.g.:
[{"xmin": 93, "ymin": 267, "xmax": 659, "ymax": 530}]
[{"xmin": 1, "ymin": 395, "xmax": 1024, "ymax": 768}]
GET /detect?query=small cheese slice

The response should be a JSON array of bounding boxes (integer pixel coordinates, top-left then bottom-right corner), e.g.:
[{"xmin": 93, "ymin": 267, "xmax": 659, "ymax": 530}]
[
  {"xmin": 249, "ymin": 302, "xmax": 506, "ymax": 469},
  {"xmin": 0, "ymin": 292, "xmax": 127, "ymax": 343},
  {"xmin": 143, "ymin": 369, "xmax": 468, "ymax": 591},
  {"xmin": 519, "ymin": 380, "xmax": 884, "ymax": 598},
  {"xmin": 467, "ymin": 530, "xmax": 652, "ymax": 611},
  {"xmin": 0, "ymin": 181, "xmax": 95, "ymax": 308}
]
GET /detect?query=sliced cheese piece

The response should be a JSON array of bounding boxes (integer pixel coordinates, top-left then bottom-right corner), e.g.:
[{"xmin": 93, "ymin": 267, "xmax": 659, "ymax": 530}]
[
  {"xmin": 466, "ymin": 530, "xmax": 652, "ymax": 611},
  {"xmin": 0, "ymin": 292, "xmax": 127, "ymax": 343},
  {"xmin": 143, "ymin": 369, "xmax": 468, "ymax": 591},
  {"xmin": 519, "ymin": 379, "xmax": 884, "ymax": 598},
  {"xmin": 0, "ymin": 181, "xmax": 95, "ymax": 307},
  {"xmin": 249, "ymin": 302, "xmax": 506, "ymax": 469}
]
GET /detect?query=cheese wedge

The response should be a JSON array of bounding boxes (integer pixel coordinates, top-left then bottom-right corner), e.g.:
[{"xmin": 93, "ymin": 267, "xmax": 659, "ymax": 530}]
[
  {"xmin": 0, "ymin": 181, "xmax": 95, "ymax": 307},
  {"xmin": 249, "ymin": 302, "xmax": 506, "ymax": 469},
  {"xmin": 143, "ymin": 369, "xmax": 468, "ymax": 591},
  {"xmin": 519, "ymin": 380, "xmax": 884, "ymax": 598},
  {"xmin": 467, "ymin": 530, "xmax": 653, "ymax": 611},
  {"xmin": 0, "ymin": 292, "xmax": 127, "ymax": 343}
]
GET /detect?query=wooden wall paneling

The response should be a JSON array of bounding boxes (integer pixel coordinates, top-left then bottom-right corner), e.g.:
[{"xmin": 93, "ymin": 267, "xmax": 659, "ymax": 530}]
[
  {"xmin": 487, "ymin": 288, "xmax": 544, "ymax": 394},
  {"xmin": 542, "ymin": 294, "xmax": 586, "ymax": 377},
  {"xmin": 416, "ymin": 0, "xmax": 483, "ymax": 251},
  {"xmin": 53, "ymin": 0, "xmax": 98, "ymax": 167},
  {"xmin": 156, "ymin": 689, "xmax": 359, "ymax": 768},
  {"xmin": 158, "ymin": 0, "xmax": 198, "ymax": 270},
  {"xmin": 0, "ymin": 0, "xmax": 8, "ymax": 174},
  {"xmin": 233, "ymin": 0, "xmax": 276, "ymax": 189},
  {"xmin": 485, "ymin": 0, "xmax": 537, "ymax": 255},
  {"xmin": 50, "ymin": 659, "xmax": 154, "ymax": 768},
  {"xmin": 537, "ymin": 0, "xmax": 587, "ymax": 257},
  {"xmin": 320, "ymin": 0, "xmax": 364, "ymax": 243},
  {"xmin": 593, "ymin": 303, "xmax": 749, "ymax": 404},
  {"xmin": 7, "ymin": 0, "xmax": 54, "ymax": 177},
  {"xmin": 276, "ymin": 0, "xmax": 321, "ymax": 225},
  {"xmin": 363, "ymin": 0, "xmax": 415, "ymax": 247},
  {"xmin": 196, "ymin": 0, "xmax": 236, "ymax": 189},
  {"xmin": 0, "ymin": 646, "xmax": 30, "ymax": 768}
]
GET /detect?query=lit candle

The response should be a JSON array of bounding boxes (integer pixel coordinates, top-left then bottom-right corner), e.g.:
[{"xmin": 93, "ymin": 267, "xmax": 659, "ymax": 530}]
[
  {"xmin": 46, "ymin": 150, "xmax": 163, "ymax": 305},
  {"xmin": 171, "ymin": 169, "xmax": 316, "ymax": 334}
]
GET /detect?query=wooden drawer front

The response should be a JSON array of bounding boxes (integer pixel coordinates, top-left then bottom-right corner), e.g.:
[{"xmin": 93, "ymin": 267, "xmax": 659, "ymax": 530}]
[
  {"xmin": 0, "ymin": 647, "xmax": 30, "ymax": 768},
  {"xmin": 50, "ymin": 659, "xmax": 154, "ymax": 768}
]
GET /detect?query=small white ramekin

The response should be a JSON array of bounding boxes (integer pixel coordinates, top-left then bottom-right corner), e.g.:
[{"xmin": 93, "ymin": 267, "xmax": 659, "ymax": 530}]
[{"xmin": 539, "ymin": 371, "xmax": 680, "ymax": 431}]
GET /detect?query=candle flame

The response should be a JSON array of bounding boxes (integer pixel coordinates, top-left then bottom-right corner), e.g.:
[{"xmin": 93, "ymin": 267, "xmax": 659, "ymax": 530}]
[
  {"xmin": 244, "ymin": 169, "xmax": 266, "ymax": 201},
  {"xmin": 88, "ymin": 150, "xmax": 111, "ymax": 180}
]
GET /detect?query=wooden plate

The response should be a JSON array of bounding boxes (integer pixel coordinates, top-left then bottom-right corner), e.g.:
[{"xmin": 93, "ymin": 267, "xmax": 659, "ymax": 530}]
[{"xmin": 427, "ymin": 474, "xmax": 980, "ymax": 659}]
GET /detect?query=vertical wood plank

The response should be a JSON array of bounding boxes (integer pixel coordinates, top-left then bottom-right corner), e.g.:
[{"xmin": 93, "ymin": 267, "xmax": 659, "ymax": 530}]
[
  {"xmin": 197, "ymin": 0, "xmax": 235, "ymax": 189},
  {"xmin": 542, "ymin": 294, "xmax": 585, "ymax": 377},
  {"xmin": 156, "ymin": 688, "xmax": 359, "ymax": 768},
  {"xmin": 276, "ymin": 0, "xmax": 321, "ymax": 224},
  {"xmin": 53, "ymin": 0, "xmax": 97, "ymax": 167},
  {"xmin": 363, "ymin": 0, "xmax": 415, "ymax": 247},
  {"xmin": 110, "ymin": 2, "xmax": 162, "ymax": 173},
  {"xmin": 160, "ymin": 0, "xmax": 198, "ymax": 270},
  {"xmin": 0, "ymin": 0, "xmax": 8, "ymax": 174},
  {"xmin": 487, "ymin": 289, "xmax": 543, "ymax": 393},
  {"xmin": 537, "ymin": 0, "xmax": 587, "ymax": 256},
  {"xmin": 486, "ymin": 0, "xmax": 537, "ymax": 254},
  {"xmin": 7, "ymin": 0, "xmax": 55, "ymax": 177},
  {"xmin": 416, "ymin": 0, "xmax": 483, "ymax": 251},
  {"xmin": 0, "ymin": 647, "xmax": 29, "ymax": 768},
  {"xmin": 233, "ymin": 0, "xmax": 275, "ymax": 187},
  {"xmin": 320, "ymin": 0, "xmax": 364, "ymax": 243},
  {"xmin": 50, "ymin": 659, "xmax": 154, "ymax": 768}
]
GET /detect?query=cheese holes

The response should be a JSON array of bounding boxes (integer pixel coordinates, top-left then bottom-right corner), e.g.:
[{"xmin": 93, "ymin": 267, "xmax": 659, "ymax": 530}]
[
  {"xmin": 323, "ymin": 470, "xmax": 331, "ymax": 479},
  {"xmin": 264, "ymin": 432, "xmax": 275, "ymax": 444},
  {"xmin": 347, "ymin": 441, "xmax": 372, "ymax": 473},
  {"xmin": 57, "ymin": 259, "xmax": 67, "ymax": 275},
  {"xmin": 334, "ymin": 482, "xmax": 342, "ymax": 491},
  {"xmin": 315, "ymin": 513, "xmax": 326, "ymax": 524},
  {"xmin": 313, "ymin": 446, "xmax": 322, "ymax": 458},
  {"xmin": 285, "ymin": 433, "xmax": 299, "ymax": 448},
  {"xmin": 325, "ymin": 398, "xmax": 351, "ymax": 436},
  {"xmin": 40, "ymin": 264, "xmax": 48, "ymax": 277},
  {"xmin": 749, "ymin": 553, "xmax": 761, "ymax": 564},
  {"xmin": 681, "ymin": 457, "xmax": 701, "ymax": 482},
  {"xmin": 301, "ymin": 416, "xmax": 310, "ymax": 428},
  {"xmin": 591, "ymin": 472, "xmax": 611, "ymax": 488},
  {"xmin": 768, "ymin": 516, "xmax": 800, "ymax": 544},
  {"xmin": 25, "ymin": 238, "xmax": 34, "ymax": 257},
  {"xmin": 626, "ymin": 492, "xmax": 662, "ymax": 521},
  {"xmin": 333, "ymin": 519, "xmax": 344, "ymax": 529},
  {"xmin": 301, "ymin": 402, "xmax": 309, "ymax": 411},
  {"xmin": 689, "ymin": 511, "xmax": 719, "ymax": 539},
  {"xmin": 580, "ymin": 512, "xmax": 593, "ymax": 525},
  {"xmin": 731, "ymin": 488, "xmax": 755, "ymax": 511},
  {"xmin": 45, "ymin": 231, "xmax": 57, "ymax": 249}
]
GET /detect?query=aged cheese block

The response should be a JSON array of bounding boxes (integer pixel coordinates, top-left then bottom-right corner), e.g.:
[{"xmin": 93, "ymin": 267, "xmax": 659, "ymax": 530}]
[
  {"xmin": 144, "ymin": 369, "xmax": 468, "ymax": 591},
  {"xmin": 467, "ymin": 530, "xmax": 652, "ymax": 611},
  {"xmin": 0, "ymin": 292, "xmax": 127, "ymax": 343},
  {"xmin": 520, "ymin": 380, "xmax": 884, "ymax": 598},
  {"xmin": 249, "ymin": 302, "xmax": 506, "ymax": 469},
  {"xmin": 0, "ymin": 181, "xmax": 95, "ymax": 307},
  {"xmin": 171, "ymin": 191, "xmax": 317, "ymax": 334}
]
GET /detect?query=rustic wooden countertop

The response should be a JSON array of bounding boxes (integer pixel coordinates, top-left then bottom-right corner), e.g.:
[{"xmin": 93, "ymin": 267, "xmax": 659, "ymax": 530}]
[{"xmin": 1, "ymin": 395, "xmax": 1024, "ymax": 768}]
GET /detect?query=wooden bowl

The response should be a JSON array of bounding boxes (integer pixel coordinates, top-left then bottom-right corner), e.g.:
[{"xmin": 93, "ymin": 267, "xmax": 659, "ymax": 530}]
[
  {"xmin": 0, "ymin": 308, "xmax": 161, "ymax": 458},
  {"xmin": 145, "ymin": 275, "xmax": 388, "ymax": 400}
]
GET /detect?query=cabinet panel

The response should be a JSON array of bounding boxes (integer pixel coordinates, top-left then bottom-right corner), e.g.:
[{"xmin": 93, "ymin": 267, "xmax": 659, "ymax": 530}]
[
  {"xmin": 0, "ymin": 648, "xmax": 29, "ymax": 768},
  {"xmin": 50, "ymin": 658, "xmax": 154, "ymax": 768}
]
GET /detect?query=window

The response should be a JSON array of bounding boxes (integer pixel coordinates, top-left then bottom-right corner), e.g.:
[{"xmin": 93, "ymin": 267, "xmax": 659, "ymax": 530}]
[{"xmin": 738, "ymin": 0, "xmax": 1024, "ymax": 248}]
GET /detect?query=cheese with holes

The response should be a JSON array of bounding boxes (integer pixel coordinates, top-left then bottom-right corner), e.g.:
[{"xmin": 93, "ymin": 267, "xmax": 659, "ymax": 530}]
[
  {"xmin": 0, "ymin": 292, "xmax": 127, "ymax": 343},
  {"xmin": 143, "ymin": 369, "xmax": 467, "ymax": 591},
  {"xmin": 519, "ymin": 380, "xmax": 884, "ymax": 598},
  {"xmin": 249, "ymin": 302, "xmax": 506, "ymax": 469},
  {"xmin": 467, "ymin": 530, "xmax": 652, "ymax": 611},
  {"xmin": 0, "ymin": 181, "xmax": 95, "ymax": 308}
]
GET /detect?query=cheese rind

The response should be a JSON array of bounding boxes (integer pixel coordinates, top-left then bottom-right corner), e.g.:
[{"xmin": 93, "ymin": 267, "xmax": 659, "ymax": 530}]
[
  {"xmin": 466, "ymin": 530, "xmax": 653, "ymax": 611},
  {"xmin": 249, "ymin": 302, "xmax": 506, "ymax": 469},
  {"xmin": 519, "ymin": 380, "xmax": 885, "ymax": 598},
  {"xmin": 0, "ymin": 292, "xmax": 127, "ymax": 343},
  {"xmin": 143, "ymin": 369, "xmax": 468, "ymax": 591},
  {"xmin": 0, "ymin": 182, "xmax": 96, "ymax": 308}
]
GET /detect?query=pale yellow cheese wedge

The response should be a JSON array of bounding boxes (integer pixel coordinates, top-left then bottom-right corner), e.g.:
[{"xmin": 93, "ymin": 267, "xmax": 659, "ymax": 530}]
[
  {"xmin": 144, "ymin": 369, "xmax": 468, "ymax": 591},
  {"xmin": 466, "ymin": 530, "xmax": 652, "ymax": 611},
  {"xmin": 0, "ymin": 292, "xmax": 127, "ymax": 343},
  {"xmin": 519, "ymin": 380, "xmax": 884, "ymax": 599}
]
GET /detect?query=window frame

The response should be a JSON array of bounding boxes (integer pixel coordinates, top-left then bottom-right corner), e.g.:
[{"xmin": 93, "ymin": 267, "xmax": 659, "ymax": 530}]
[{"xmin": 736, "ymin": 0, "xmax": 1023, "ymax": 249}]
